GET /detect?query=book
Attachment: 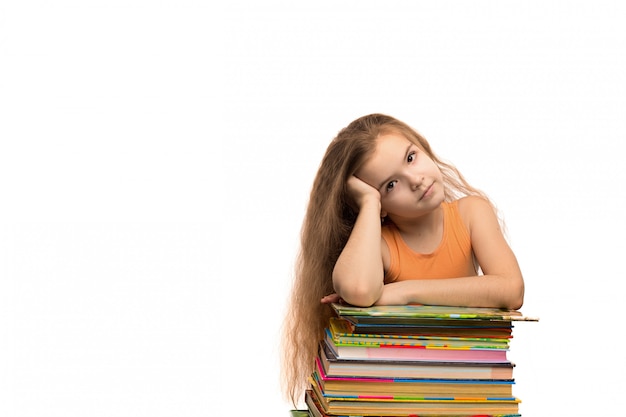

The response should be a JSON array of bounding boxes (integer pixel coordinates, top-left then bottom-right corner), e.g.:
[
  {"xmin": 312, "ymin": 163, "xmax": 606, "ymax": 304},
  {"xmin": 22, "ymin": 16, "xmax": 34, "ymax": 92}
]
[
  {"xmin": 313, "ymin": 357, "xmax": 514, "ymax": 398},
  {"xmin": 305, "ymin": 390, "xmax": 521, "ymax": 417},
  {"xmin": 325, "ymin": 330, "xmax": 510, "ymax": 363},
  {"xmin": 307, "ymin": 384, "xmax": 521, "ymax": 416},
  {"xmin": 300, "ymin": 303, "xmax": 536, "ymax": 416},
  {"xmin": 304, "ymin": 392, "xmax": 330, "ymax": 417},
  {"xmin": 329, "ymin": 317, "xmax": 511, "ymax": 350},
  {"xmin": 289, "ymin": 411, "xmax": 310, "ymax": 417},
  {"xmin": 344, "ymin": 318, "xmax": 514, "ymax": 338},
  {"xmin": 319, "ymin": 342, "xmax": 515, "ymax": 380},
  {"xmin": 331, "ymin": 303, "xmax": 539, "ymax": 323}
]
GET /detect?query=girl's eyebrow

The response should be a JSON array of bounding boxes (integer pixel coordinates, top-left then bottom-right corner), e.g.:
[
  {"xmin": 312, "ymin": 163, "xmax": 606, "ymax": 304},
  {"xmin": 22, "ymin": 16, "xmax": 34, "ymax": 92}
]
[{"xmin": 377, "ymin": 143, "xmax": 413, "ymax": 190}]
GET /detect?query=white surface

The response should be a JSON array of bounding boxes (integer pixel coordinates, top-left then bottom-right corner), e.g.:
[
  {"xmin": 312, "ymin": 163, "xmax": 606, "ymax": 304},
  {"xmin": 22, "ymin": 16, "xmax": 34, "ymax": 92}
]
[{"xmin": 1, "ymin": 1, "xmax": 624, "ymax": 415}]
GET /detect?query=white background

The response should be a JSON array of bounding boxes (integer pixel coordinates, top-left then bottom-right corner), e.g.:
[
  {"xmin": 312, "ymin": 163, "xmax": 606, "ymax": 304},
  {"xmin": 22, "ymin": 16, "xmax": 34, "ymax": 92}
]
[{"xmin": 1, "ymin": 1, "xmax": 624, "ymax": 416}]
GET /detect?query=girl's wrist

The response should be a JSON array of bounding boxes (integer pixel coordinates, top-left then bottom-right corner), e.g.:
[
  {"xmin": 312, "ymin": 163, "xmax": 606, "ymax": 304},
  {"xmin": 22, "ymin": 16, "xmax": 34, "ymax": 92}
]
[
  {"xmin": 399, "ymin": 280, "xmax": 418, "ymax": 305},
  {"xmin": 358, "ymin": 195, "xmax": 381, "ymax": 211}
]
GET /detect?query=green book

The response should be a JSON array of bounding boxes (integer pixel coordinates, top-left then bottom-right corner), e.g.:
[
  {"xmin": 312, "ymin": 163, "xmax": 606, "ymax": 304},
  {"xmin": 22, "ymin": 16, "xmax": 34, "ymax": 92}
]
[
  {"xmin": 289, "ymin": 410, "xmax": 310, "ymax": 417},
  {"xmin": 331, "ymin": 303, "xmax": 539, "ymax": 322}
]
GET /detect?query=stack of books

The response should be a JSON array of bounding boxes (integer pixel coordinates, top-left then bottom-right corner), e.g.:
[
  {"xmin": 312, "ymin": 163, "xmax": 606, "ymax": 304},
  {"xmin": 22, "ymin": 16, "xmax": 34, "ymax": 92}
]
[{"xmin": 299, "ymin": 303, "xmax": 538, "ymax": 417}]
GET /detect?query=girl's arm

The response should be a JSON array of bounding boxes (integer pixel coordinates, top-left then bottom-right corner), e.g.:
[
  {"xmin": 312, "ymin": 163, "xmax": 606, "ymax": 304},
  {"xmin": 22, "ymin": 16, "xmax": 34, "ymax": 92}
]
[
  {"xmin": 376, "ymin": 196, "xmax": 524, "ymax": 309},
  {"xmin": 331, "ymin": 176, "xmax": 386, "ymax": 307}
]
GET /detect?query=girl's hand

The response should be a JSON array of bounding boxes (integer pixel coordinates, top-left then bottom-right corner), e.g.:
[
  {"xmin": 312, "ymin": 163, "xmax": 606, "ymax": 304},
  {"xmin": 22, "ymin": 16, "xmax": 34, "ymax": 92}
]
[
  {"xmin": 347, "ymin": 175, "xmax": 381, "ymax": 211},
  {"xmin": 321, "ymin": 293, "xmax": 343, "ymax": 304}
]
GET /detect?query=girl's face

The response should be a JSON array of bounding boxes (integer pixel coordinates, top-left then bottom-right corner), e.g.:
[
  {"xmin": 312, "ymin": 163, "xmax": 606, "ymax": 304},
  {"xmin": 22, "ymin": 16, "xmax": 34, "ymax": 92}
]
[{"xmin": 356, "ymin": 132, "xmax": 445, "ymax": 220}]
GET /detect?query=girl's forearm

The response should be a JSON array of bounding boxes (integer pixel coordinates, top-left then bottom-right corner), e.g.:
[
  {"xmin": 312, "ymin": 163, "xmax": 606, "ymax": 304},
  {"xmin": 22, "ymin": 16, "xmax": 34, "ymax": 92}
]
[
  {"xmin": 378, "ymin": 274, "xmax": 524, "ymax": 310},
  {"xmin": 332, "ymin": 199, "xmax": 384, "ymax": 307}
]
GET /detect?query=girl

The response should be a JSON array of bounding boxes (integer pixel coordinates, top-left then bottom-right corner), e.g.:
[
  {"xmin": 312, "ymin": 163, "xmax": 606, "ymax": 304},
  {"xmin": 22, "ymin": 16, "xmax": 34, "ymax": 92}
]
[{"xmin": 281, "ymin": 114, "xmax": 524, "ymax": 405}]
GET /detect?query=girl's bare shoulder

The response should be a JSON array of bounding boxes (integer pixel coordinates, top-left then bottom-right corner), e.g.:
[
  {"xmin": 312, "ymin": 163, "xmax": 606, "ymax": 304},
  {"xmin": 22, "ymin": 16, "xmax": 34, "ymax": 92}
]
[
  {"xmin": 456, "ymin": 195, "xmax": 492, "ymax": 213},
  {"xmin": 456, "ymin": 196, "xmax": 497, "ymax": 229}
]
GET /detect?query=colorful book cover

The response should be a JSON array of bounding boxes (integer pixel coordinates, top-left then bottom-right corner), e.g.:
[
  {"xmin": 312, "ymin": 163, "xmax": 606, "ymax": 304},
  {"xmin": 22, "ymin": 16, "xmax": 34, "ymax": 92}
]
[
  {"xmin": 319, "ymin": 342, "xmax": 515, "ymax": 380},
  {"xmin": 329, "ymin": 317, "xmax": 511, "ymax": 349},
  {"xmin": 289, "ymin": 411, "xmax": 310, "ymax": 417},
  {"xmin": 313, "ymin": 357, "xmax": 514, "ymax": 398},
  {"xmin": 332, "ymin": 303, "xmax": 539, "ymax": 322},
  {"xmin": 308, "ymin": 377, "xmax": 520, "ymax": 414},
  {"xmin": 324, "ymin": 331, "xmax": 510, "ymax": 363},
  {"xmin": 305, "ymin": 390, "xmax": 521, "ymax": 417},
  {"xmin": 342, "ymin": 315, "xmax": 514, "ymax": 337}
]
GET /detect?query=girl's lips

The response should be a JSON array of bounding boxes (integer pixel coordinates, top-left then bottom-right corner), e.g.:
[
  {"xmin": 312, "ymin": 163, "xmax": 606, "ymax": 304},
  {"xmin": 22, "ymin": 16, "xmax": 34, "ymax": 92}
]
[{"xmin": 419, "ymin": 184, "xmax": 433, "ymax": 201}]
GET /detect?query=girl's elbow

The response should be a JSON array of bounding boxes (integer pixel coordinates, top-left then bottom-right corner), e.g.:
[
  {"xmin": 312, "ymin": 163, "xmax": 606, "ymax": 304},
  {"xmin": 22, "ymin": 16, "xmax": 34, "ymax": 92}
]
[
  {"xmin": 332, "ymin": 269, "xmax": 383, "ymax": 307},
  {"xmin": 335, "ymin": 281, "xmax": 382, "ymax": 307},
  {"xmin": 507, "ymin": 296, "xmax": 524, "ymax": 311},
  {"xmin": 507, "ymin": 279, "xmax": 525, "ymax": 310},
  {"xmin": 342, "ymin": 290, "xmax": 379, "ymax": 307}
]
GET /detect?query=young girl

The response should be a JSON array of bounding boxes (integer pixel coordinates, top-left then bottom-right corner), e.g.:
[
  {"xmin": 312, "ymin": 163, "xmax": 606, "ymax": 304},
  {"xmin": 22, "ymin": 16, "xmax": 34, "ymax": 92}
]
[{"xmin": 281, "ymin": 113, "xmax": 524, "ymax": 405}]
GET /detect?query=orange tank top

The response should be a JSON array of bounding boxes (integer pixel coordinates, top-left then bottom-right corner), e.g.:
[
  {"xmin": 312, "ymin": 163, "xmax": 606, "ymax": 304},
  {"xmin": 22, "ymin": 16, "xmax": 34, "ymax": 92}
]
[{"xmin": 382, "ymin": 200, "xmax": 476, "ymax": 282}]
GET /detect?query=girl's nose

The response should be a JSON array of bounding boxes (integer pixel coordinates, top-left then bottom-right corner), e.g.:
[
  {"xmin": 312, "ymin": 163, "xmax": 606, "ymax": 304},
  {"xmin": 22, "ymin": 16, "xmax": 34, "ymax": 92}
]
[{"xmin": 410, "ymin": 175, "xmax": 424, "ymax": 191}]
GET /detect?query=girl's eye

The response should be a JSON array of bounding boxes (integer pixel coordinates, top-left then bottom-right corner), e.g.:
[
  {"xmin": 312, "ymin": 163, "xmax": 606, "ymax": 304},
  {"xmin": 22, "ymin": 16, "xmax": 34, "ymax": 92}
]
[
  {"xmin": 407, "ymin": 151, "xmax": 416, "ymax": 163},
  {"xmin": 386, "ymin": 180, "xmax": 397, "ymax": 192}
]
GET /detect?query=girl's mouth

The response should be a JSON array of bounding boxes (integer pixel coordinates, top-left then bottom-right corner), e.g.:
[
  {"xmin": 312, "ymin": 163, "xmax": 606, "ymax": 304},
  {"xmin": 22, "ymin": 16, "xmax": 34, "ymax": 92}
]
[{"xmin": 419, "ymin": 184, "xmax": 433, "ymax": 201}]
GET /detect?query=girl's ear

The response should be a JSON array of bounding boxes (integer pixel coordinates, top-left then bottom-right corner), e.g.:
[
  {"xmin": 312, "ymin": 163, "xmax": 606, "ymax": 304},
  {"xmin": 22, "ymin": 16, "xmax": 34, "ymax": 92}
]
[{"xmin": 381, "ymin": 210, "xmax": 388, "ymax": 220}]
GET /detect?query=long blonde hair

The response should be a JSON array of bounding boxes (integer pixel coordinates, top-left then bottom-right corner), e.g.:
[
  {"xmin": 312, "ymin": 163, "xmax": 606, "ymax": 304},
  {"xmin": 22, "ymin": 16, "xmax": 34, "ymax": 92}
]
[{"xmin": 280, "ymin": 114, "xmax": 492, "ymax": 405}]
